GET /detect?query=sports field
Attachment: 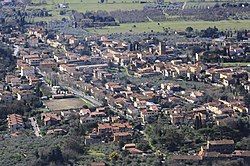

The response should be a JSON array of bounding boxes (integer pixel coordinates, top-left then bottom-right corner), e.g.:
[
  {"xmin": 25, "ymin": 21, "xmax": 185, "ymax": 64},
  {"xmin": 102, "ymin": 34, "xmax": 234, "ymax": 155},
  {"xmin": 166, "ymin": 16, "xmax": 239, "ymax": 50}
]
[{"xmin": 44, "ymin": 98, "xmax": 90, "ymax": 111}]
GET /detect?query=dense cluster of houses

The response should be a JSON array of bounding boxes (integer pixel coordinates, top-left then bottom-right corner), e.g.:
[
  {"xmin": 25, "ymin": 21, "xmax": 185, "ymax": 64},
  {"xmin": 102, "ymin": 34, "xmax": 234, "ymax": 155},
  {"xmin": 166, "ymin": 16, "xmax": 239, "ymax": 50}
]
[
  {"xmin": 0, "ymin": 12, "xmax": 249, "ymax": 164},
  {"xmin": 172, "ymin": 139, "xmax": 250, "ymax": 163},
  {"xmin": 2, "ymin": 24, "xmax": 249, "ymax": 131},
  {"xmin": 85, "ymin": 122, "xmax": 133, "ymax": 145}
]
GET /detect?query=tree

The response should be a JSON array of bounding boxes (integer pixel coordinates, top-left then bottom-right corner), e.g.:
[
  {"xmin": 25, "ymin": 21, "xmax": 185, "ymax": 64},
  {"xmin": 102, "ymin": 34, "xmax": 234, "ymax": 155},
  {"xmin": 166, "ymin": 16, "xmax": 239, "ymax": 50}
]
[
  {"xmin": 201, "ymin": 26, "xmax": 220, "ymax": 38},
  {"xmin": 38, "ymin": 146, "xmax": 65, "ymax": 165},
  {"xmin": 244, "ymin": 93, "xmax": 250, "ymax": 109},
  {"xmin": 146, "ymin": 124, "xmax": 184, "ymax": 152},
  {"xmin": 109, "ymin": 151, "xmax": 119, "ymax": 161},
  {"xmin": 63, "ymin": 137, "xmax": 86, "ymax": 154},
  {"xmin": 59, "ymin": 10, "xmax": 66, "ymax": 15},
  {"xmin": 62, "ymin": 136, "xmax": 86, "ymax": 160},
  {"xmin": 137, "ymin": 140, "xmax": 151, "ymax": 152},
  {"xmin": 194, "ymin": 115, "xmax": 202, "ymax": 130},
  {"xmin": 185, "ymin": 27, "xmax": 194, "ymax": 33},
  {"xmin": 118, "ymin": 141, "xmax": 125, "ymax": 150},
  {"xmin": 212, "ymin": 125, "xmax": 241, "ymax": 141},
  {"xmin": 236, "ymin": 137, "xmax": 250, "ymax": 150},
  {"xmin": 237, "ymin": 117, "xmax": 250, "ymax": 137}
]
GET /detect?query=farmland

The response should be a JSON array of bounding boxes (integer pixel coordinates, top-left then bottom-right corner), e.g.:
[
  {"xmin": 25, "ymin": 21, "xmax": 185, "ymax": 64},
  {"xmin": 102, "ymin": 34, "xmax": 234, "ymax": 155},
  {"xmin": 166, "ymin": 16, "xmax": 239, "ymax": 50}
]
[
  {"xmin": 30, "ymin": 0, "xmax": 152, "ymax": 11},
  {"xmin": 222, "ymin": 62, "xmax": 250, "ymax": 67},
  {"xmin": 87, "ymin": 20, "xmax": 250, "ymax": 34},
  {"xmin": 30, "ymin": 0, "xmax": 249, "ymax": 12},
  {"xmin": 29, "ymin": 0, "xmax": 250, "ymax": 34}
]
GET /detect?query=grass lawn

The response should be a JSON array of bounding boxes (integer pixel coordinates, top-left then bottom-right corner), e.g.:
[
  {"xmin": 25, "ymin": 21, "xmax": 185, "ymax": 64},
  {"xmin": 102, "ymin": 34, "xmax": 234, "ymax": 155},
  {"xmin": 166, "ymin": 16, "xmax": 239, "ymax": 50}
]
[
  {"xmin": 80, "ymin": 98, "xmax": 95, "ymax": 108},
  {"xmin": 30, "ymin": 0, "xmax": 246, "ymax": 12},
  {"xmin": 185, "ymin": 1, "xmax": 217, "ymax": 9},
  {"xmin": 222, "ymin": 62, "xmax": 250, "ymax": 67},
  {"xmin": 88, "ymin": 149, "xmax": 105, "ymax": 157},
  {"xmin": 121, "ymin": 66, "xmax": 133, "ymax": 77},
  {"xmin": 87, "ymin": 20, "xmax": 250, "ymax": 34},
  {"xmin": 33, "ymin": 15, "xmax": 66, "ymax": 22},
  {"xmin": 30, "ymin": 0, "xmax": 154, "ymax": 12},
  {"xmin": 35, "ymin": 108, "xmax": 50, "ymax": 112}
]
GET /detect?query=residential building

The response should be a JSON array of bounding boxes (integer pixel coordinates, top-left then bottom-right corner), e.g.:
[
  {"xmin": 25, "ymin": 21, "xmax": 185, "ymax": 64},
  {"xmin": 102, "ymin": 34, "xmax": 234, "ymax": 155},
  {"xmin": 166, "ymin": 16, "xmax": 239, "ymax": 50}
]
[{"xmin": 7, "ymin": 114, "xmax": 24, "ymax": 132}]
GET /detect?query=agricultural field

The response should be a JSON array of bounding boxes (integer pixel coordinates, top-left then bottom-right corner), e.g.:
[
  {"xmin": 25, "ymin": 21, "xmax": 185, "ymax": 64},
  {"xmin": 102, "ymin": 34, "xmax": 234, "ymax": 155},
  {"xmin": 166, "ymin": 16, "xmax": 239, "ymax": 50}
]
[
  {"xmin": 222, "ymin": 62, "xmax": 250, "ymax": 67},
  {"xmin": 30, "ymin": 0, "xmax": 249, "ymax": 12},
  {"xmin": 87, "ymin": 20, "xmax": 250, "ymax": 34},
  {"xmin": 29, "ymin": 0, "xmax": 250, "ymax": 34},
  {"xmin": 30, "ymin": 0, "xmax": 154, "ymax": 12},
  {"xmin": 185, "ymin": 1, "xmax": 217, "ymax": 9},
  {"xmin": 29, "ymin": 0, "xmax": 154, "ymax": 22}
]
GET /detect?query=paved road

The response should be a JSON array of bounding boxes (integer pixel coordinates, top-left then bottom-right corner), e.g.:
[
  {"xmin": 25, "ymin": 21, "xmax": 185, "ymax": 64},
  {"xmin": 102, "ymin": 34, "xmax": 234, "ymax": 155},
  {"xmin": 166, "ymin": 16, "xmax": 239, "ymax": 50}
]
[
  {"xmin": 182, "ymin": 2, "xmax": 186, "ymax": 10},
  {"xmin": 109, "ymin": 104, "xmax": 133, "ymax": 121},
  {"xmin": 67, "ymin": 87, "xmax": 102, "ymax": 107},
  {"xmin": 29, "ymin": 117, "xmax": 42, "ymax": 137}
]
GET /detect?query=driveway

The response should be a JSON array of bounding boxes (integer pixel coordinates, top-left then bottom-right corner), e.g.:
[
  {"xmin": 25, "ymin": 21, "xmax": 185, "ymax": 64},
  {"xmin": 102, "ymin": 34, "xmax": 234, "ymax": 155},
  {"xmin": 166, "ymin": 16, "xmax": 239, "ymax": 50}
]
[{"xmin": 29, "ymin": 117, "xmax": 42, "ymax": 137}]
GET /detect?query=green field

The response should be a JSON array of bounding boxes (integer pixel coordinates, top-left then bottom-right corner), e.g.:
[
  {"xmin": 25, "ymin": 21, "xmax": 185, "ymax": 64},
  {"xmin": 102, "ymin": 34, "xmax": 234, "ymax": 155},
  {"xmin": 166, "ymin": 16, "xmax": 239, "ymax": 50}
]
[
  {"xmin": 29, "ymin": 0, "xmax": 250, "ymax": 34},
  {"xmin": 80, "ymin": 98, "xmax": 95, "ymax": 108},
  {"xmin": 222, "ymin": 62, "xmax": 250, "ymax": 67},
  {"xmin": 87, "ymin": 20, "xmax": 250, "ymax": 34},
  {"xmin": 30, "ymin": 0, "xmax": 248, "ymax": 12},
  {"xmin": 31, "ymin": 0, "xmax": 155, "ymax": 12},
  {"xmin": 88, "ymin": 149, "xmax": 105, "ymax": 157},
  {"xmin": 29, "ymin": 0, "xmax": 154, "ymax": 22}
]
